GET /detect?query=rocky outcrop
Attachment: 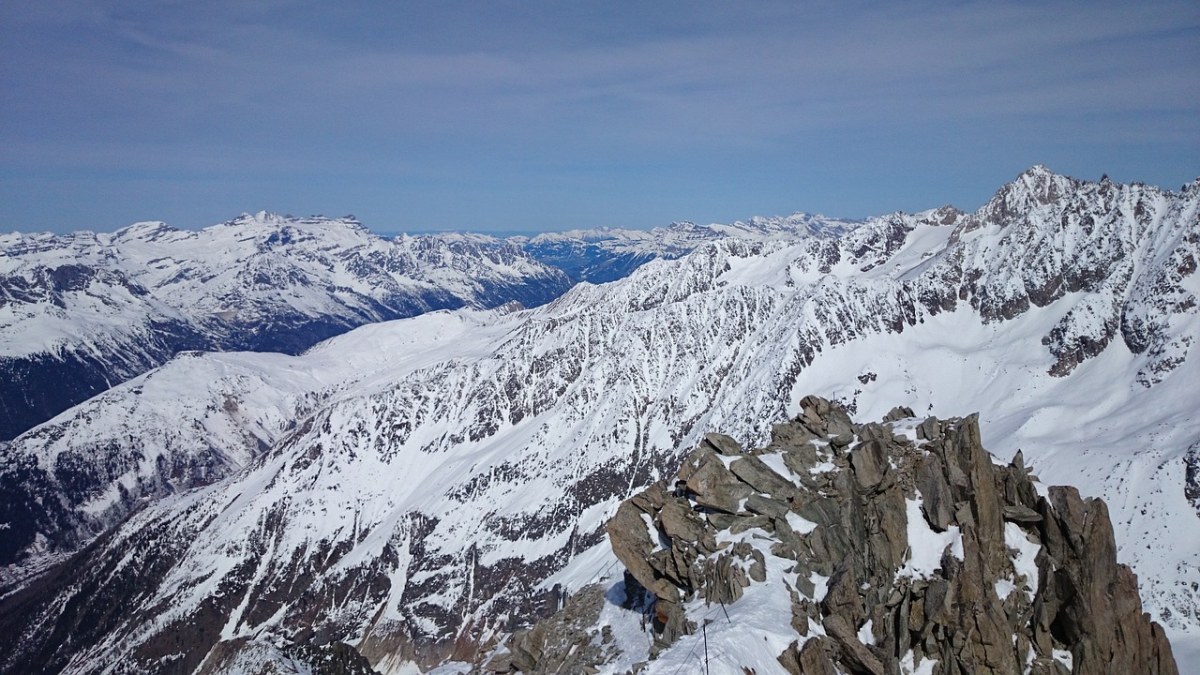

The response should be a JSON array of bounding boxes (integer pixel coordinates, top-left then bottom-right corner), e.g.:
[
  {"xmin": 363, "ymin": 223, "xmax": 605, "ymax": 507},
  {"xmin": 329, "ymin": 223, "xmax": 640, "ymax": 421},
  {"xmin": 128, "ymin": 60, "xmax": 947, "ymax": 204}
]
[
  {"xmin": 498, "ymin": 395, "xmax": 1178, "ymax": 674},
  {"xmin": 493, "ymin": 585, "xmax": 615, "ymax": 674}
]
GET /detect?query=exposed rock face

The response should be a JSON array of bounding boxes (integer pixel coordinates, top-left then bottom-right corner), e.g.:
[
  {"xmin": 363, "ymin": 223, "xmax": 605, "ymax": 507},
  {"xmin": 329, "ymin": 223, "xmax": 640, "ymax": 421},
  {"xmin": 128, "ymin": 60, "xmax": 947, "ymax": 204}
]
[
  {"xmin": 1186, "ymin": 442, "xmax": 1200, "ymax": 513},
  {"xmin": 500, "ymin": 396, "xmax": 1178, "ymax": 674},
  {"xmin": 502, "ymin": 585, "xmax": 614, "ymax": 674}
]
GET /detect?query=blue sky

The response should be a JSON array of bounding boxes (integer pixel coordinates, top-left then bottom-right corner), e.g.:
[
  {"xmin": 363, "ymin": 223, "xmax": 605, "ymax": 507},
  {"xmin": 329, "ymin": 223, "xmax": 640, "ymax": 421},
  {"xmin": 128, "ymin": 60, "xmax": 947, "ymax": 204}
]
[{"xmin": 2, "ymin": 1, "xmax": 1197, "ymax": 234}]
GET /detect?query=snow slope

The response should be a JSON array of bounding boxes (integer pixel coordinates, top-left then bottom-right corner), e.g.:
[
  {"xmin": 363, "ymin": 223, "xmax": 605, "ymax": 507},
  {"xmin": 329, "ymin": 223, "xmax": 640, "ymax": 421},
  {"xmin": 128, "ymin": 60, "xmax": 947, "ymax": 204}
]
[
  {"xmin": 0, "ymin": 309, "xmax": 516, "ymax": 568},
  {"xmin": 0, "ymin": 168, "xmax": 1196, "ymax": 674}
]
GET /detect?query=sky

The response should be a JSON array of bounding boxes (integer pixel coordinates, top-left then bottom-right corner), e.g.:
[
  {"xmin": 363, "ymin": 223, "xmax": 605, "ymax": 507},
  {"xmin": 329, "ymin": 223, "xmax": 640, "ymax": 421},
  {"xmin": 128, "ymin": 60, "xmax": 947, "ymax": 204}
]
[{"xmin": 1, "ymin": 1, "xmax": 1198, "ymax": 235}]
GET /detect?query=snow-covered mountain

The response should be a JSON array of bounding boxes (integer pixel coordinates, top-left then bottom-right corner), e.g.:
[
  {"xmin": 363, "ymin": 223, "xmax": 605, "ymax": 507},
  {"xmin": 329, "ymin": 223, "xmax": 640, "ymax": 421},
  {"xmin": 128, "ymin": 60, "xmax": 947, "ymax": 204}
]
[
  {"xmin": 0, "ymin": 213, "xmax": 572, "ymax": 440},
  {"xmin": 514, "ymin": 212, "xmax": 862, "ymax": 283},
  {"xmin": 0, "ymin": 309, "xmax": 517, "ymax": 570},
  {"xmin": 0, "ymin": 167, "xmax": 1197, "ymax": 674}
]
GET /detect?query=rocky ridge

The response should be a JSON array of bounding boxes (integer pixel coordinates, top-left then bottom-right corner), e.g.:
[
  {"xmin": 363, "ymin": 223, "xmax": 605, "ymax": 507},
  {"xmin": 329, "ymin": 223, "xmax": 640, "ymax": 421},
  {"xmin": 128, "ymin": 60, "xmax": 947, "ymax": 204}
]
[{"xmin": 494, "ymin": 396, "xmax": 1178, "ymax": 675}]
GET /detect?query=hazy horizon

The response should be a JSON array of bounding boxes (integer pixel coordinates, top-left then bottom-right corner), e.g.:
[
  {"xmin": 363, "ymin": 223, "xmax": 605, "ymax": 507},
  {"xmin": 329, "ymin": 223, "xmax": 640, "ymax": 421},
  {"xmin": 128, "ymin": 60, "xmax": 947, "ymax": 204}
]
[{"xmin": 3, "ymin": 163, "xmax": 1198, "ymax": 239}]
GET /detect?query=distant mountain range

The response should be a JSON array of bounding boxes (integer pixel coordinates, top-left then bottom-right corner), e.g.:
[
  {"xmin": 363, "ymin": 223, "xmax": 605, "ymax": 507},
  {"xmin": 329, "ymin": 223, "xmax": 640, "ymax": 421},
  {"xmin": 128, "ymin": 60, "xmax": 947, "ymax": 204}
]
[
  {"xmin": 513, "ymin": 213, "xmax": 859, "ymax": 283},
  {"xmin": 0, "ymin": 211, "xmax": 861, "ymax": 442},
  {"xmin": 0, "ymin": 167, "xmax": 1197, "ymax": 673},
  {"xmin": 0, "ymin": 213, "xmax": 573, "ymax": 441}
]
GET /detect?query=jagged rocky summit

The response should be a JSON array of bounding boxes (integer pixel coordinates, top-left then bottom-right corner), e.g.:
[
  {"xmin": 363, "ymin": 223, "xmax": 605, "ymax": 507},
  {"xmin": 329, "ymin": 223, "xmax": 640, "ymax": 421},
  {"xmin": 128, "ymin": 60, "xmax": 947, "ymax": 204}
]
[{"xmin": 490, "ymin": 396, "xmax": 1178, "ymax": 675}]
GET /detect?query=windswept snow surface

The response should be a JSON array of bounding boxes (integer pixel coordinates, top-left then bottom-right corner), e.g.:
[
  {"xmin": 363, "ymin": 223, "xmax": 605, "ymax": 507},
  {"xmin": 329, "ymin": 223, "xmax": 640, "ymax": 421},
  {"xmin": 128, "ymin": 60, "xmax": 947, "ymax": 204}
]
[{"xmin": 1, "ymin": 169, "xmax": 1198, "ymax": 673}]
